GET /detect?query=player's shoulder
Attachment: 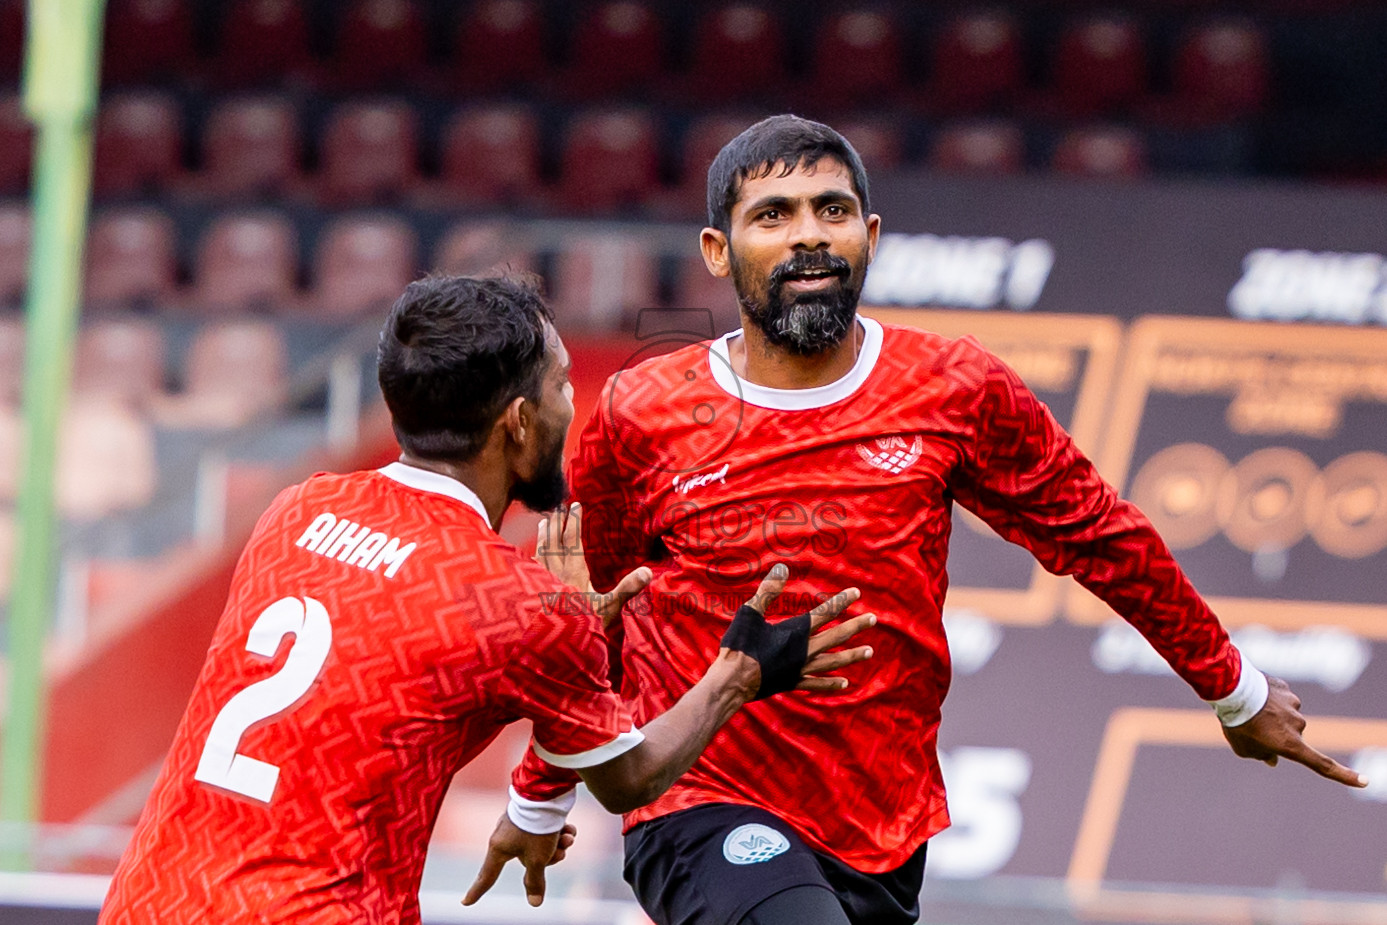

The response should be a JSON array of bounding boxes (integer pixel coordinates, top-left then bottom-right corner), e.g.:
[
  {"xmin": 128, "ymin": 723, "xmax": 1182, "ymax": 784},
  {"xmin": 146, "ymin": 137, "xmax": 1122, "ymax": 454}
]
[
  {"xmin": 601, "ymin": 339, "xmax": 716, "ymax": 413},
  {"xmin": 876, "ymin": 321, "xmax": 1000, "ymax": 375}
]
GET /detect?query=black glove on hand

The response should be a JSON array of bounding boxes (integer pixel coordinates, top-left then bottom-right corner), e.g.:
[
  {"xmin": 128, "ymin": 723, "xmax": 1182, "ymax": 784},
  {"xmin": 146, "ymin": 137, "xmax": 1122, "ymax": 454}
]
[{"xmin": 719, "ymin": 604, "xmax": 811, "ymax": 700}]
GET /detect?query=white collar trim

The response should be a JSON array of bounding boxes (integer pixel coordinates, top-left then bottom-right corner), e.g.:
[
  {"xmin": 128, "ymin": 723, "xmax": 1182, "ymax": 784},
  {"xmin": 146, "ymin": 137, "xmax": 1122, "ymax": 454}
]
[
  {"xmin": 707, "ymin": 317, "xmax": 883, "ymax": 411},
  {"xmin": 378, "ymin": 462, "xmax": 493, "ymax": 527}
]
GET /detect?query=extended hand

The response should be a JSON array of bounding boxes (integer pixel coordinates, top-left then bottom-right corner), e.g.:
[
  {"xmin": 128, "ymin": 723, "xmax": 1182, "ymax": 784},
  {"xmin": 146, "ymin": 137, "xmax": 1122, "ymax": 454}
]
[
  {"xmin": 1222, "ymin": 675, "xmax": 1367, "ymax": 788},
  {"xmin": 461, "ymin": 813, "xmax": 578, "ymax": 908},
  {"xmin": 536, "ymin": 503, "xmax": 650, "ymax": 627},
  {"xmin": 720, "ymin": 563, "xmax": 876, "ymax": 699}
]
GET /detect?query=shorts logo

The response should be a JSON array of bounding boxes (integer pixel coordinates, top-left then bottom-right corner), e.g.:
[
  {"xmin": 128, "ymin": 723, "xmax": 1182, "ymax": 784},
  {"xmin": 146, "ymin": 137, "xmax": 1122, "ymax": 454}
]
[
  {"xmin": 722, "ymin": 823, "xmax": 791, "ymax": 865},
  {"xmin": 857, "ymin": 435, "xmax": 923, "ymax": 475}
]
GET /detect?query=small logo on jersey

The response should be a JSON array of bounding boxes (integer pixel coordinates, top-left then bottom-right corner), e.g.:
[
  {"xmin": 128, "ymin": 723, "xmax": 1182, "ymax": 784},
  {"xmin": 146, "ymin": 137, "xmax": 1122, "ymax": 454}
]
[
  {"xmin": 857, "ymin": 435, "xmax": 923, "ymax": 474},
  {"xmin": 722, "ymin": 823, "xmax": 791, "ymax": 865},
  {"xmin": 672, "ymin": 463, "xmax": 730, "ymax": 495}
]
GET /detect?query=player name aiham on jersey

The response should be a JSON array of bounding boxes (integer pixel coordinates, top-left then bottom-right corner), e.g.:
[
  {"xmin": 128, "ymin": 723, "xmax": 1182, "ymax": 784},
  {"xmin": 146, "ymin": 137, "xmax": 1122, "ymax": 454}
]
[{"xmin": 294, "ymin": 511, "xmax": 417, "ymax": 578}]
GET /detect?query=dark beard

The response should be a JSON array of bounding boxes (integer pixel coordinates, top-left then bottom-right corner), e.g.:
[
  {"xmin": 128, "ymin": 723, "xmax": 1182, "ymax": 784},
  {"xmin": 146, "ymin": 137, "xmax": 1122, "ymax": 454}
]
[
  {"xmin": 514, "ymin": 431, "xmax": 568, "ymax": 513},
  {"xmin": 735, "ymin": 250, "xmax": 862, "ymax": 356}
]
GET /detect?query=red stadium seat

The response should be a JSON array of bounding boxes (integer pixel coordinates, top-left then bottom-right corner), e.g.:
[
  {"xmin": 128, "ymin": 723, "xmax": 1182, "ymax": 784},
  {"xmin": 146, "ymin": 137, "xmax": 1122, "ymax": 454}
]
[
  {"xmin": 0, "ymin": 314, "xmax": 22, "ymax": 406},
  {"xmin": 158, "ymin": 321, "xmax": 289, "ymax": 428},
  {"xmin": 84, "ymin": 208, "xmax": 178, "ymax": 310},
  {"xmin": 198, "ymin": 96, "xmax": 302, "ymax": 198},
  {"xmin": 318, "ymin": 100, "xmax": 420, "ymax": 205},
  {"xmin": 565, "ymin": 2, "xmax": 663, "ymax": 99},
  {"xmin": 929, "ymin": 121, "xmax": 1026, "ymax": 175},
  {"xmin": 454, "ymin": 0, "xmax": 547, "ymax": 92},
  {"xmin": 1050, "ymin": 14, "xmax": 1147, "ymax": 117},
  {"xmin": 102, "ymin": 0, "xmax": 195, "ymax": 84},
  {"xmin": 57, "ymin": 397, "xmax": 158, "ymax": 519},
  {"xmin": 1172, "ymin": 19, "xmax": 1271, "ymax": 121},
  {"xmin": 92, "ymin": 92, "xmax": 184, "ymax": 197},
  {"xmin": 687, "ymin": 5, "xmax": 787, "ymax": 103},
  {"xmin": 810, "ymin": 9, "xmax": 904, "ymax": 106},
  {"xmin": 0, "ymin": 93, "xmax": 30, "ymax": 196},
  {"xmin": 665, "ymin": 113, "xmax": 755, "ymax": 218},
  {"xmin": 74, "ymin": 318, "xmax": 167, "ymax": 407},
  {"xmin": 835, "ymin": 117, "xmax": 906, "ymax": 173},
  {"xmin": 557, "ymin": 109, "xmax": 661, "ymax": 214},
  {"xmin": 928, "ymin": 11, "xmax": 1025, "ymax": 113},
  {"xmin": 0, "ymin": 202, "xmax": 28, "ymax": 309},
  {"xmin": 333, "ymin": 0, "xmax": 428, "ymax": 89},
  {"xmin": 432, "ymin": 222, "xmax": 536, "ymax": 278},
  {"xmin": 312, "ymin": 215, "xmax": 417, "ymax": 318},
  {"xmin": 0, "ymin": 0, "xmax": 23, "ymax": 85},
  {"xmin": 214, "ymin": 0, "xmax": 314, "ymax": 87},
  {"xmin": 437, "ymin": 105, "xmax": 542, "ymax": 207},
  {"xmin": 1052, "ymin": 125, "xmax": 1149, "ymax": 178},
  {"xmin": 551, "ymin": 233, "xmax": 659, "ymax": 331},
  {"xmin": 194, "ymin": 212, "xmax": 299, "ymax": 312}
]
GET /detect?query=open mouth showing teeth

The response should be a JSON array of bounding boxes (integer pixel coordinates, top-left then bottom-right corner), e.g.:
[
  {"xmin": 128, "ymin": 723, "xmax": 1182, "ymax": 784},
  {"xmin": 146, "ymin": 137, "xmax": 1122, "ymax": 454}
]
[{"xmin": 785, "ymin": 269, "xmax": 844, "ymax": 281}]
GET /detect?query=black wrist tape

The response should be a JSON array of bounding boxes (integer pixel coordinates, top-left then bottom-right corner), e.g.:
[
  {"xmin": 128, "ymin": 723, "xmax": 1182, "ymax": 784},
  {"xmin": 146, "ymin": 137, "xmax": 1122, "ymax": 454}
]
[{"xmin": 719, "ymin": 605, "xmax": 811, "ymax": 700}]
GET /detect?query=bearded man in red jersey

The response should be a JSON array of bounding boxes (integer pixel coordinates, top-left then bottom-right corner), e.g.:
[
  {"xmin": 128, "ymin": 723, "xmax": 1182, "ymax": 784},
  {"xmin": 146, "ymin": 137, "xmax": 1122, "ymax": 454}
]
[
  {"xmin": 485, "ymin": 116, "xmax": 1367, "ymax": 925},
  {"xmin": 98, "ymin": 274, "xmax": 876, "ymax": 925}
]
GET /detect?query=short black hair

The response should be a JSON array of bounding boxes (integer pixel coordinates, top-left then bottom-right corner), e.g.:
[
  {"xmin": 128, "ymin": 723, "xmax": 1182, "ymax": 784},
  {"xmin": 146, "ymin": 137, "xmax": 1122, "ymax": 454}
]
[
  {"xmin": 377, "ymin": 274, "xmax": 554, "ymax": 462},
  {"xmin": 706, "ymin": 114, "xmax": 871, "ymax": 234}
]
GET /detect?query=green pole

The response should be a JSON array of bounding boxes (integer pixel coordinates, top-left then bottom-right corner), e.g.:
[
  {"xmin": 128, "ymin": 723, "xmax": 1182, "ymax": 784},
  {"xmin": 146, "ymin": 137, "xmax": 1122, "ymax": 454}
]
[{"xmin": 0, "ymin": 0, "xmax": 104, "ymax": 868}]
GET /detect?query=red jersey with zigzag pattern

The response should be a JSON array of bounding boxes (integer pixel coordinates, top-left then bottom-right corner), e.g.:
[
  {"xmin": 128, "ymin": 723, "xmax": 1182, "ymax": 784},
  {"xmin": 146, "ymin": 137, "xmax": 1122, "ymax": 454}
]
[
  {"xmin": 518, "ymin": 318, "xmax": 1241, "ymax": 874},
  {"xmin": 102, "ymin": 465, "xmax": 634, "ymax": 924}
]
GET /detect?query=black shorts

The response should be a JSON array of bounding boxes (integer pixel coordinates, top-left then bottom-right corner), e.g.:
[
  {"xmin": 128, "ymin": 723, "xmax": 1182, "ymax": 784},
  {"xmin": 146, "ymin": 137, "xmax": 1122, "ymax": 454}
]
[{"xmin": 622, "ymin": 803, "xmax": 927, "ymax": 925}]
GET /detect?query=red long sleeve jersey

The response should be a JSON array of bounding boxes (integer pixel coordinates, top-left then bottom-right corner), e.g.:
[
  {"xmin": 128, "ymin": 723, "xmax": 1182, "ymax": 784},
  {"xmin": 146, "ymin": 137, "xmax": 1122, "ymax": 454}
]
[
  {"xmin": 101, "ymin": 464, "xmax": 637, "ymax": 925},
  {"xmin": 519, "ymin": 317, "xmax": 1242, "ymax": 874}
]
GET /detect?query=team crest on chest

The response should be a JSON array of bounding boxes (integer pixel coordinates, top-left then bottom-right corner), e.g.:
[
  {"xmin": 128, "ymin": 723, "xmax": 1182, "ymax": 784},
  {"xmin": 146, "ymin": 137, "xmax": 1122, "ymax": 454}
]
[{"xmin": 857, "ymin": 435, "xmax": 923, "ymax": 474}]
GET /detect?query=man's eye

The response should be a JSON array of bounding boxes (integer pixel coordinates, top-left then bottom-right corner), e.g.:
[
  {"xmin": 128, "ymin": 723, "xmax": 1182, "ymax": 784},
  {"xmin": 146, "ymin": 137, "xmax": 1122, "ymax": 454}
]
[
  {"xmin": 760, "ymin": 210, "xmax": 780, "ymax": 221},
  {"xmin": 824, "ymin": 205, "xmax": 845, "ymax": 216}
]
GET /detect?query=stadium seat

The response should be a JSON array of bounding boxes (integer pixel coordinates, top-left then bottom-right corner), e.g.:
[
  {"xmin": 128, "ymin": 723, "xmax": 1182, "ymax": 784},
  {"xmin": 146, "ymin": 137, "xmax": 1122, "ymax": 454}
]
[
  {"xmin": 333, "ymin": 0, "xmax": 429, "ymax": 89},
  {"xmin": 1050, "ymin": 14, "xmax": 1147, "ymax": 117},
  {"xmin": 57, "ymin": 397, "xmax": 158, "ymax": 519},
  {"xmin": 0, "ymin": 202, "xmax": 29, "ymax": 309},
  {"xmin": 673, "ymin": 255, "xmax": 740, "ymax": 336},
  {"xmin": 454, "ymin": 0, "xmax": 547, "ymax": 92},
  {"xmin": 556, "ymin": 109, "xmax": 661, "ymax": 214},
  {"xmin": 73, "ymin": 318, "xmax": 167, "ymax": 406},
  {"xmin": 565, "ymin": 2, "xmax": 663, "ymax": 99},
  {"xmin": 83, "ymin": 208, "xmax": 178, "ymax": 310},
  {"xmin": 809, "ymin": 9, "xmax": 905, "ymax": 107},
  {"xmin": 662, "ymin": 113, "xmax": 755, "ymax": 218},
  {"xmin": 198, "ymin": 96, "xmax": 302, "ymax": 199},
  {"xmin": 312, "ymin": 215, "xmax": 418, "ymax": 317},
  {"xmin": 214, "ymin": 0, "xmax": 314, "ymax": 87},
  {"xmin": 1052, "ymin": 125, "xmax": 1149, "ymax": 178},
  {"xmin": 835, "ymin": 117, "xmax": 906, "ymax": 173},
  {"xmin": 929, "ymin": 121, "xmax": 1026, "ymax": 174},
  {"xmin": 194, "ymin": 212, "xmax": 300, "ymax": 312},
  {"xmin": 1171, "ymin": 18, "xmax": 1271, "ymax": 121},
  {"xmin": 92, "ymin": 92, "xmax": 184, "ymax": 198},
  {"xmin": 551, "ymin": 233, "xmax": 659, "ymax": 331},
  {"xmin": 158, "ymin": 320, "xmax": 289, "ymax": 428},
  {"xmin": 317, "ymin": 99, "xmax": 420, "ymax": 205},
  {"xmin": 686, "ymin": 4, "xmax": 787, "ymax": 103},
  {"xmin": 436, "ymin": 104, "xmax": 543, "ymax": 207},
  {"xmin": 101, "ymin": 0, "xmax": 195, "ymax": 85},
  {"xmin": 928, "ymin": 10, "xmax": 1025, "ymax": 113},
  {"xmin": 0, "ymin": 93, "xmax": 33, "ymax": 196},
  {"xmin": 432, "ymin": 221, "xmax": 536, "ymax": 278},
  {"xmin": 0, "ymin": 0, "xmax": 22, "ymax": 88},
  {"xmin": 0, "ymin": 314, "xmax": 21, "ymax": 405}
]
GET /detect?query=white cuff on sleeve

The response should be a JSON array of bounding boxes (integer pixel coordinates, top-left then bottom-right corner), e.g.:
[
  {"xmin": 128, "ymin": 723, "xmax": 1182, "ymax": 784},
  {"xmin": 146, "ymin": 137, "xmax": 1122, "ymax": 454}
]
[
  {"xmin": 1208, "ymin": 660, "xmax": 1269, "ymax": 727},
  {"xmin": 506, "ymin": 785, "xmax": 578, "ymax": 835}
]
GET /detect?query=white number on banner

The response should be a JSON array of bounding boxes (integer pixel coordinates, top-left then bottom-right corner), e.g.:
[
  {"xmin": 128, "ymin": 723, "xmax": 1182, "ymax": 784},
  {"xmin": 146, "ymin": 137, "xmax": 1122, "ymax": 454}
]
[
  {"xmin": 194, "ymin": 596, "xmax": 333, "ymax": 802},
  {"xmin": 929, "ymin": 747, "xmax": 1032, "ymax": 879}
]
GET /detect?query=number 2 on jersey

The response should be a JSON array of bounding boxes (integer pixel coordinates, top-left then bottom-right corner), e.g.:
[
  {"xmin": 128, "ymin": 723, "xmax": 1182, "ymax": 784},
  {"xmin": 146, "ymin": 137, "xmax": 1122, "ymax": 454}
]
[{"xmin": 194, "ymin": 596, "xmax": 333, "ymax": 803}]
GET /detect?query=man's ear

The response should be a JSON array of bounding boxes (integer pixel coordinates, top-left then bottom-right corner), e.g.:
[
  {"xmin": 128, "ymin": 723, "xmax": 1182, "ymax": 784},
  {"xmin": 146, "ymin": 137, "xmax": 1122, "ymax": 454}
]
[
  {"xmin": 500, "ymin": 394, "xmax": 529, "ymax": 449},
  {"xmin": 700, "ymin": 227, "xmax": 731, "ymax": 279},
  {"xmin": 865, "ymin": 213, "xmax": 882, "ymax": 265}
]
